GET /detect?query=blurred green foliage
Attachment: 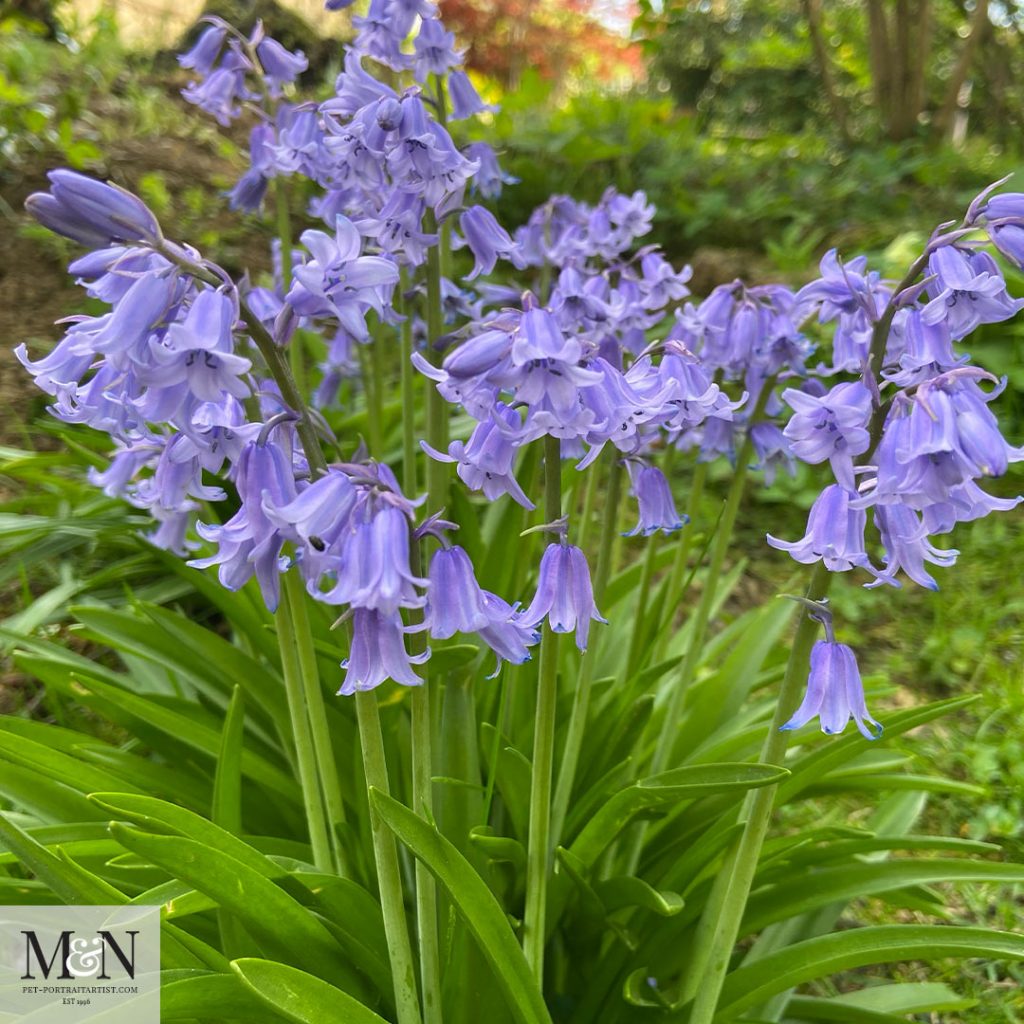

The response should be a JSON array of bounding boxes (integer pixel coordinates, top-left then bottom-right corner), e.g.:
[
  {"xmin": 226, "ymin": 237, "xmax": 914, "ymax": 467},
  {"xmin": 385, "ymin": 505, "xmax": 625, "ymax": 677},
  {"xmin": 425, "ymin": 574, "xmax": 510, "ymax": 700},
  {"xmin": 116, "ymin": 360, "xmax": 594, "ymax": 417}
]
[{"xmin": 481, "ymin": 72, "xmax": 1024, "ymax": 261}]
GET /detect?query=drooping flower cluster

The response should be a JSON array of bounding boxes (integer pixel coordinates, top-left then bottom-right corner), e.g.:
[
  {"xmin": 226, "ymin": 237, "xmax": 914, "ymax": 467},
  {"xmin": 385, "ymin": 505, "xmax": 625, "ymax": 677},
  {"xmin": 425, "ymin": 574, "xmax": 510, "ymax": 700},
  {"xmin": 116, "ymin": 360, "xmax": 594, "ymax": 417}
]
[
  {"xmin": 16, "ymin": 0, "xmax": 1023, "ymax": 737},
  {"xmin": 765, "ymin": 190, "xmax": 1024, "ymax": 736}
]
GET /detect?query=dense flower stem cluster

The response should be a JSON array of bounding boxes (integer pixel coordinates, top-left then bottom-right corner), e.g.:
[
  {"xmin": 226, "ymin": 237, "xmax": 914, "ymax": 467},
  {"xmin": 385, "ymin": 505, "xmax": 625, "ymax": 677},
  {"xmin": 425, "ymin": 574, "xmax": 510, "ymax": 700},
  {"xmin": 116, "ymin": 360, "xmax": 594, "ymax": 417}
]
[{"xmin": 17, "ymin": 2, "xmax": 1024, "ymax": 1018}]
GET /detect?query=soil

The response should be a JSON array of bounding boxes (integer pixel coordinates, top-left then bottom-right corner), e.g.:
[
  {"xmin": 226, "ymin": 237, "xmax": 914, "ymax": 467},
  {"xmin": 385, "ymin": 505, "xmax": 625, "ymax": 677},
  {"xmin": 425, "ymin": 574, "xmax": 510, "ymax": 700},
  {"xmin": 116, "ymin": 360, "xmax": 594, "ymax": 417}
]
[{"xmin": 0, "ymin": 78, "xmax": 267, "ymax": 450}]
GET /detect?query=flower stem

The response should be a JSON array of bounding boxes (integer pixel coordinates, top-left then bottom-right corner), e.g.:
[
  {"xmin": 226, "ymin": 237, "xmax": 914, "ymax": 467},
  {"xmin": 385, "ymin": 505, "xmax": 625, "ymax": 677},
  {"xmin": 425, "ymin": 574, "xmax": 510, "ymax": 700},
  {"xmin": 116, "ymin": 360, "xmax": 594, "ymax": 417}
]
[
  {"xmin": 649, "ymin": 382, "xmax": 775, "ymax": 777},
  {"xmin": 415, "ymin": 239, "xmax": 448, "ymax": 1023},
  {"xmin": 355, "ymin": 690, "xmax": 424, "ymax": 1024},
  {"xmin": 399, "ymin": 270, "xmax": 418, "ymax": 497},
  {"xmin": 424, "ymin": 214, "xmax": 449, "ymax": 505},
  {"xmin": 281, "ymin": 569, "xmax": 350, "ymax": 877},
  {"xmin": 680, "ymin": 562, "xmax": 831, "ymax": 1020},
  {"xmin": 276, "ymin": 572, "xmax": 333, "ymax": 872},
  {"xmin": 275, "ymin": 179, "xmax": 305, "ymax": 398},
  {"xmin": 625, "ymin": 528, "xmax": 660, "ymax": 678},
  {"xmin": 523, "ymin": 434, "xmax": 563, "ymax": 981},
  {"xmin": 652, "ymin": 456, "xmax": 705, "ymax": 663},
  {"xmin": 549, "ymin": 454, "xmax": 621, "ymax": 847}
]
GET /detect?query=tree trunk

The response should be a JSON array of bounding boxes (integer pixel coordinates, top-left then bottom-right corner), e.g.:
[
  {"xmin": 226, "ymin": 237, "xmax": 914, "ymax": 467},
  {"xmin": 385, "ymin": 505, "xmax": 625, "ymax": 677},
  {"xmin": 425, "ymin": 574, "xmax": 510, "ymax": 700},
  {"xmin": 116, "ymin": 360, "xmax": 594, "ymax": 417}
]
[
  {"xmin": 802, "ymin": 0, "xmax": 851, "ymax": 141},
  {"xmin": 933, "ymin": 0, "xmax": 990, "ymax": 139},
  {"xmin": 864, "ymin": 0, "xmax": 894, "ymax": 129}
]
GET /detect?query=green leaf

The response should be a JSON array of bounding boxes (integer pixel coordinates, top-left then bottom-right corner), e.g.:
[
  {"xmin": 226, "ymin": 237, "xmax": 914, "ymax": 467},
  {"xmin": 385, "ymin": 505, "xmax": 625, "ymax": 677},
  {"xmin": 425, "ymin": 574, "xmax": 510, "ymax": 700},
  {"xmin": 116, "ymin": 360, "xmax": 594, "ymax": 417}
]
[
  {"xmin": 213, "ymin": 685, "xmax": 246, "ymax": 834},
  {"xmin": 706, "ymin": 926, "xmax": 1024, "ymax": 1021},
  {"xmin": 108, "ymin": 824, "xmax": 376, "ymax": 1004},
  {"xmin": 369, "ymin": 788, "xmax": 552, "ymax": 1024},
  {"xmin": 160, "ymin": 970, "xmax": 287, "ymax": 1022},
  {"xmin": 0, "ymin": 811, "xmax": 124, "ymax": 905},
  {"xmin": 48, "ymin": 670, "xmax": 297, "ymax": 799},
  {"xmin": 742, "ymin": 859, "xmax": 1024, "ymax": 935},
  {"xmin": 786, "ymin": 979, "xmax": 977, "ymax": 1021},
  {"xmin": 835, "ymin": 980, "xmax": 977, "ymax": 1012},
  {"xmin": 571, "ymin": 762, "xmax": 789, "ymax": 869},
  {"xmin": 469, "ymin": 826, "xmax": 526, "ymax": 870},
  {"xmin": 594, "ymin": 876, "xmax": 684, "ymax": 916},
  {"xmin": 779, "ymin": 697, "xmax": 978, "ymax": 801},
  {"xmin": 232, "ymin": 957, "xmax": 390, "ymax": 1024}
]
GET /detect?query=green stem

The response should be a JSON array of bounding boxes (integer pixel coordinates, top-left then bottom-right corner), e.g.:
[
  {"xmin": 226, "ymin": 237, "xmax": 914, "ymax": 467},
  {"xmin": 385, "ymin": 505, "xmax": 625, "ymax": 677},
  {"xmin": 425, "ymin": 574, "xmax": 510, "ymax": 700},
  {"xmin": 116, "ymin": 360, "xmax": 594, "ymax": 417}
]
[
  {"xmin": 522, "ymin": 434, "xmax": 563, "ymax": 982},
  {"xmin": 367, "ymin": 337, "xmax": 385, "ymax": 458},
  {"xmin": 277, "ymin": 573, "xmax": 332, "ymax": 872},
  {"xmin": 549, "ymin": 455, "xmax": 621, "ymax": 847},
  {"xmin": 424, "ymin": 214, "xmax": 449, "ymax": 507},
  {"xmin": 416, "ymin": 242, "xmax": 448, "ymax": 1023},
  {"xmin": 282, "ymin": 570, "xmax": 350, "ymax": 877},
  {"xmin": 575, "ymin": 450, "xmax": 602, "ymax": 551},
  {"xmin": 625, "ymin": 529, "xmax": 660, "ymax": 678},
  {"xmin": 411, "ymin": 682, "xmax": 442, "ymax": 1024},
  {"xmin": 275, "ymin": 179, "xmax": 305, "ymax": 398},
  {"xmin": 399, "ymin": 270, "xmax": 418, "ymax": 497},
  {"xmin": 652, "ymin": 458, "xmax": 706, "ymax": 663},
  {"xmin": 355, "ymin": 691, "xmax": 424, "ymax": 1024},
  {"xmin": 681, "ymin": 563, "xmax": 831, "ymax": 1021},
  {"xmin": 649, "ymin": 382, "xmax": 775, "ymax": 777}
]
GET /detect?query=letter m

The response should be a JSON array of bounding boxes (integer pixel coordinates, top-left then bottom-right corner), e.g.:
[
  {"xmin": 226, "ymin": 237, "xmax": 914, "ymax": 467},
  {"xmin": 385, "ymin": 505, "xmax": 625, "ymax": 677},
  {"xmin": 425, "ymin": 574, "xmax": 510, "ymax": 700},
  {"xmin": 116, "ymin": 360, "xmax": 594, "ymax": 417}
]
[{"xmin": 22, "ymin": 931, "xmax": 73, "ymax": 980}]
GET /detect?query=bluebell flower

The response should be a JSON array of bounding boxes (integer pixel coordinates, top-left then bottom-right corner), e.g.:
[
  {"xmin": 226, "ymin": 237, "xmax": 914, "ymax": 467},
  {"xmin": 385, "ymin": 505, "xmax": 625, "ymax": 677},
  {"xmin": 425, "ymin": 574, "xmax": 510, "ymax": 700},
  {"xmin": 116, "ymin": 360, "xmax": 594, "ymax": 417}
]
[
  {"xmin": 287, "ymin": 216, "xmax": 399, "ymax": 336},
  {"xmin": 448, "ymin": 71, "xmax": 496, "ymax": 120},
  {"xmin": 189, "ymin": 437, "xmax": 298, "ymax": 611},
  {"xmin": 625, "ymin": 462, "xmax": 684, "ymax": 536},
  {"xmin": 782, "ymin": 640, "xmax": 881, "ymax": 740},
  {"xmin": 465, "ymin": 142, "xmax": 517, "ymax": 199},
  {"xmin": 413, "ymin": 16, "xmax": 463, "ymax": 83},
  {"xmin": 863, "ymin": 373, "xmax": 1023, "ymax": 511},
  {"xmin": 767, "ymin": 484, "xmax": 872, "ymax": 573},
  {"xmin": 178, "ymin": 24, "xmax": 227, "ymax": 75},
  {"xmin": 459, "ymin": 206, "xmax": 523, "ymax": 280},
  {"xmin": 921, "ymin": 479, "xmax": 1023, "ymax": 534},
  {"xmin": 422, "ymin": 403, "xmax": 535, "ymax": 508},
  {"xmin": 521, "ymin": 543, "xmax": 606, "ymax": 651},
  {"xmin": 272, "ymin": 104, "xmax": 327, "ymax": 179},
  {"xmin": 884, "ymin": 307, "xmax": 963, "ymax": 387},
  {"xmin": 387, "ymin": 94, "xmax": 479, "ymax": 209},
  {"xmin": 181, "ymin": 65, "xmax": 252, "ymax": 127},
  {"xmin": 795, "ymin": 249, "xmax": 888, "ymax": 374},
  {"xmin": 922, "ymin": 244, "xmax": 1024, "ymax": 340},
  {"xmin": 265, "ymin": 467, "xmax": 358, "ymax": 550},
  {"xmin": 750, "ymin": 422, "xmax": 795, "ymax": 485},
  {"xmin": 147, "ymin": 288, "xmax": 252, "ymax": 404},
  {"xmin": 321, "ymin": 505, "xmax": 426, "ymax": 613},
  {"xmin": 422, "ymin": 545, "xmax": 490, "ymax": 638},
  {"xmin": 637, "ymin": 251, "xmax": 692, "ymax": 310},
  {"xmin": 356, "ymin": 192, "xmax": 437, "ymax": 266},
  {"xmin": 339, "ymin": 608, "xmax": 427, "ymax": 694},
  {"xmin": 781, "ymin": 381, "xmax": 871, "ymax": 490},
  {"xmin": 326, "ymin": 51, "xmax": 398, "ymax": 119},
  {"xmin": 257, "ymin": 37, "xmax": 308, "ymax": 94},
  {"xmin": 352, "ymin": 0, "xmax": 412, "ymax": 71},
  {"xmin": 867, "ymin": 504, "xmax": 958, "ymax": 591},
  {"xmin": 476, "ymin": 593, "xmax": 540, "ymax": 676},
  {"xmin": 25, "ymin": 170, "xmax": 162, "ymax": 248}
]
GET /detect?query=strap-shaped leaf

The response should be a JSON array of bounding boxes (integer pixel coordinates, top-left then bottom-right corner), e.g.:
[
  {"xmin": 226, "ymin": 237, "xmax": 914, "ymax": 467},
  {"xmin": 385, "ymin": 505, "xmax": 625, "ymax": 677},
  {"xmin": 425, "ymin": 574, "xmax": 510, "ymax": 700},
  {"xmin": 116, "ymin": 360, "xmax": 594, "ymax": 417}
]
[
  {"xmin": 160, "ymin": 969, "xmax": 287, "ymax": 1022},
  {"xmin": 571, "ymin": 762, "xmax": 789, "ymax": 869},
  {"xmin": 706, "ymin": 925, "xmax": 1024, "ymax": 1021},
  {"xmin": 109, "ymin": 824, "xmax": 376, "ymax": 1004},
  {"xmin": 369, "ymin": 788, "xmax": 552, "ymax": 1024},
  {"xmin": 232, "ymin": 959, "xmax": 391, "ymax": 1024},
  {"xmin": 742, "ymin": 858, "xmax": 1024, "ymax": 935}
]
